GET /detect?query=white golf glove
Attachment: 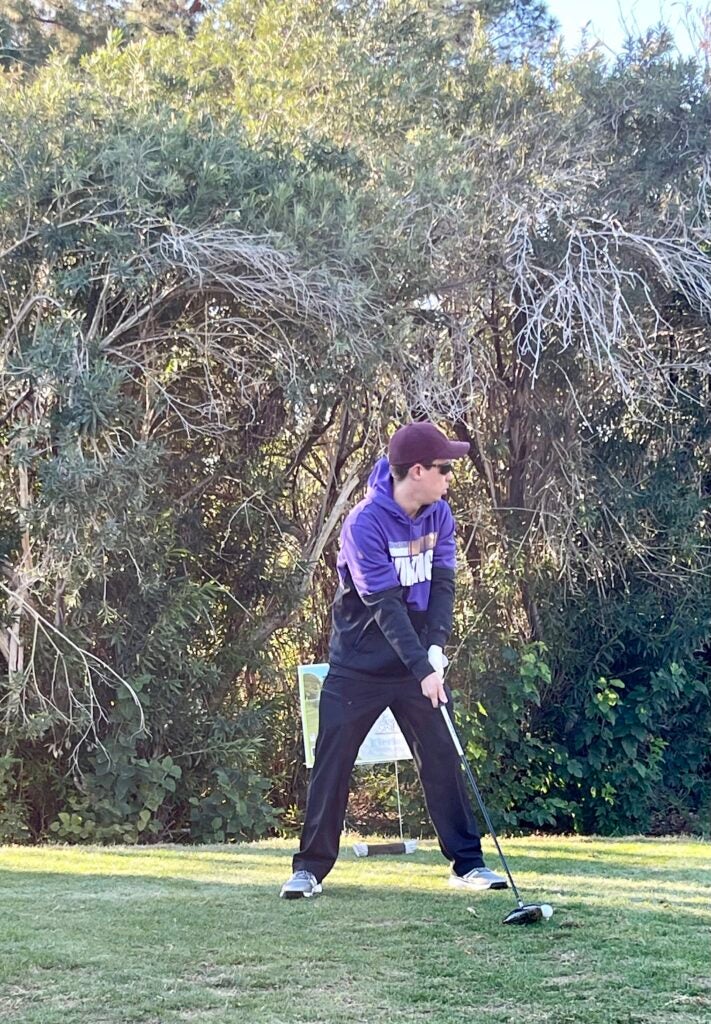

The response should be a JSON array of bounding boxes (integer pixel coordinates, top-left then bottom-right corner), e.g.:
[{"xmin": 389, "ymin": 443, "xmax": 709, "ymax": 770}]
[{"xmin": 427, "ymin": 644, "xmax": 449, "ymax": 679}]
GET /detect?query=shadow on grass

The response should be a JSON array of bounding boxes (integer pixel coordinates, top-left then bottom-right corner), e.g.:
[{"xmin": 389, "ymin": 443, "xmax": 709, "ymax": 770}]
[
  {"xmin": 1, "ymin": 861, "xmax": 709, "ymax": 922},
  {"xmin": 17, "ymin": 844, "xmax": 299, "ymax": 860},
  {"xmin": 503, "ymin": 843, "xmax": 710, "ymax": 861},
  {"xmin": 479, "ymin": 849, "xmax": 711, "ymax": 882}
]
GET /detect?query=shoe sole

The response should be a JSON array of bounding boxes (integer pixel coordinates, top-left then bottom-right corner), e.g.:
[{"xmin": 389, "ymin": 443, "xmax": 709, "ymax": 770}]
[
  {"xmin": 449, "ymin": 877, "xmax": 508, "ymax": 891},
  {"xmin": 280, "ymin": 886, "xmax": 322, "ymax": 900}
]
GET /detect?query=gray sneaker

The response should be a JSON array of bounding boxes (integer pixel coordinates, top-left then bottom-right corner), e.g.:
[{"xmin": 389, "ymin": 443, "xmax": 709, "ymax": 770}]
[
  {"xmin": 449, "ymin": 866, "xmax": 508, "ymax": 891},
  {"xmin": 280, "ymin": 870, "xmax": 322, "ymax": 900}
]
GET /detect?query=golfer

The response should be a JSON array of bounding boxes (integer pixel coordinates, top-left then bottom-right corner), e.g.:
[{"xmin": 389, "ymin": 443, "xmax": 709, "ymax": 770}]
[{"xmin": 280, "ymin": 422, "xmax": 506, "ymax": 899}]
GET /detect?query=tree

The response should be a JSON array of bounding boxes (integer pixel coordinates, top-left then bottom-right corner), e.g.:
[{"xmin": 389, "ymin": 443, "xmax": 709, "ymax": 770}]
[
  {"xmin": 0, "ymin": 0, "xmax": 205, "ymax": 68},
  {"xmin": 0, "ymin": 34, "xmax": 380, "ymax": 839},
  {"xmin": 182, "ymin": 3, "xmax": 711, "ymax": 832},
  {"xmin": 1, "ymin": 2, "xmax": 710, "ymax": 840}
]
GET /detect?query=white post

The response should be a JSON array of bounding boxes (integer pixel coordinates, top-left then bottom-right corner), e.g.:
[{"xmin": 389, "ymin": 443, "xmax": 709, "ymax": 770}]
[{"xmin": 394, "ymin": 759, "xmax": 404, "ymax": 841}]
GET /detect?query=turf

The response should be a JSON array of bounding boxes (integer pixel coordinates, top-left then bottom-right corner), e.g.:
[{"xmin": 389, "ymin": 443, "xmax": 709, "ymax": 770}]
[{"xmin": 0, "ymin": 836, "xmax": 709, "ymax": 1023}]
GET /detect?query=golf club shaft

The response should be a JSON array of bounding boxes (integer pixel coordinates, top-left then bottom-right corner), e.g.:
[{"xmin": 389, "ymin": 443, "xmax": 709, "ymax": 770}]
[{"xmin": 439, "ymin": 704, "xmax": 524, "ymax": 906}]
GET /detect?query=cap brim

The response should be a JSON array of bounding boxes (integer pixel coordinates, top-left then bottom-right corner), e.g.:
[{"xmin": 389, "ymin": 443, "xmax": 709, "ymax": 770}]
[{"xmin": 444, "ymin": 441, "xmax": 470, "ymax": 459}]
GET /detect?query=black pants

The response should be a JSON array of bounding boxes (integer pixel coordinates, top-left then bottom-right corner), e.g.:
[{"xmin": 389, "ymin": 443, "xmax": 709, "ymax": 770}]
[{"xmin": 293, "ymin": 672, "xmax": 484, "ymax": 882}]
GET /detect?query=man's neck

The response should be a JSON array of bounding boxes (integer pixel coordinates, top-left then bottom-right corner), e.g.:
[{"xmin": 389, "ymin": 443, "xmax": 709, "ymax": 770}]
[{"xmin": 392, "ymin": 480, "xmax": 421, "ymax": 518}]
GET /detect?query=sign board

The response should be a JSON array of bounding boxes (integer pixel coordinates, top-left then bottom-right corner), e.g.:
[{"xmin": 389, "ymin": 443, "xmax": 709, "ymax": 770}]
[{"xmin": 297, "ymin": 663, "xmax": 413, "ymax": 769}]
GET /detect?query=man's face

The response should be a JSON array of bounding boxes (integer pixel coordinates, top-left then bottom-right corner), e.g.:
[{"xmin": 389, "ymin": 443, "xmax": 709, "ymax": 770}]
[{"xmin": 412, "ymin": 460, "xmax": 455, "ymax": 503}]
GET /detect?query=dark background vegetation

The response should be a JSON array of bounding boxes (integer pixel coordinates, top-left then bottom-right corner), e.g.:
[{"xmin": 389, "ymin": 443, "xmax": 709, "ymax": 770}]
[{"xmin": 1, "ymin": 1, "xmax": 710, "ymax": 844}]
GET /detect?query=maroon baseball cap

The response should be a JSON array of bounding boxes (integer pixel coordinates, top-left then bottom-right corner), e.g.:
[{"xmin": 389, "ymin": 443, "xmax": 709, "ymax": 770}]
[{"xmin": 388, "ymin": 422, "xmax": 470, "ymax": 465}]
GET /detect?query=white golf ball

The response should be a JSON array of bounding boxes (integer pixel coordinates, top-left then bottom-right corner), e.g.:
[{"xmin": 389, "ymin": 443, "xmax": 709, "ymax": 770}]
[{"xmin": 540, "ymin": 903, "xmax": 553, "ymax": 919}]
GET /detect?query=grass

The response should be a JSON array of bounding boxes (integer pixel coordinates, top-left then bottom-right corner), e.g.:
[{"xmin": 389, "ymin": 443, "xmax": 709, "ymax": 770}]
[{"xmin": 0, "ymin": 835, "xmax": 709, "ymax": 1024}]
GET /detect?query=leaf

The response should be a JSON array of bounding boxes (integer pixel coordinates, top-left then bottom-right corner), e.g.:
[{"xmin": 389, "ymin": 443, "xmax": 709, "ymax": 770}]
[{"xmin": 621, "ymin": 737, "xmax": 638, "ymax": 760}]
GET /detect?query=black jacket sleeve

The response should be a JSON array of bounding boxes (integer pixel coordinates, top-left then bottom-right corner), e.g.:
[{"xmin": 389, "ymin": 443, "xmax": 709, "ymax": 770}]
[
  {"xmin": 423, "ymin": 566, "xmax": 455, "ymax": 649},
  {"xmin": 360, "ymin": 586, "xmax": 434, "ymax": 683}
]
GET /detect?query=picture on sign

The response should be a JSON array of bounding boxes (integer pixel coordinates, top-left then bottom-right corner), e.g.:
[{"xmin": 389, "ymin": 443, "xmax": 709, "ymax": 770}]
[{"xmin": 297, "ymin": 663, "xmax": 413, "ymax": 769}]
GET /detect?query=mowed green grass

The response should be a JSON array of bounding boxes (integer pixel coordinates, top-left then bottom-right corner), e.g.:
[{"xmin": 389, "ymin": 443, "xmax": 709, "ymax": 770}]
[{"xmin": 0, "ymin": 836, "xmax": 709, "ymax": 1024}]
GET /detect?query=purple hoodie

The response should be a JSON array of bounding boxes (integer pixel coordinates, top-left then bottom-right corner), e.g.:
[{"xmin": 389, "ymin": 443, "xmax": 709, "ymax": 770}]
[{"xmin": 328, "ymin": 457, "xmax": 457, "ymax": 682}]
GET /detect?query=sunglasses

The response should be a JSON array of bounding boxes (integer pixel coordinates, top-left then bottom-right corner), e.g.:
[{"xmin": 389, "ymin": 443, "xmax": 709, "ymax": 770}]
[{"xmin": 422, "ymin": 462, "xmax": 454, "ymax": 475}]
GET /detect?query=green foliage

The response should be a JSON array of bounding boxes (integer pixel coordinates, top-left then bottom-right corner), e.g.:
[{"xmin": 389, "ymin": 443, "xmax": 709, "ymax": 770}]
[
  {"xmin": 0, "ymin": 754, "xmax": 30, "ymax": 842},
  {"xmin": 449, "ymin": 639, "xmax": 711, "ymax": 837},
  {"xmin": 0, "ymin": 1, "xmax": 204, "ymax": 69},
  {"xmin": 50, "ymin": 751, "xmax": 183, "ymax": 844},
  {"xmin": 189, "ymin": 764, "xmax": 278, "ymax": 843},
  {"xmin": 0, "ymin": 8, "xmax": 376, "ymax": 843},
  {"xmin": 1, "ymin": 1, "xmax": 710, "ymax": 845},
  {"xmin": 345, "ymin": 762, "xmax": 431, "ymax": 838},
  {"xmin": 48, "ymin": 669, "xmax": 279, "ymax": 843}
]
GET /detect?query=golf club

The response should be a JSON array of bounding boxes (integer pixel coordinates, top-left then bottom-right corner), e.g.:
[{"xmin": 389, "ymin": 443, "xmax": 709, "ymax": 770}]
[{"xmin": 439, "ymin": 703, "xmax": 553, "ymax": 926}]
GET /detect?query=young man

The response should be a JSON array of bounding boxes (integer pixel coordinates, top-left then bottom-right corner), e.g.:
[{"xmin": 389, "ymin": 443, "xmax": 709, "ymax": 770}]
[{"xmin": 280, "ymin": 421, "xmax": 506, "ymax": 899}]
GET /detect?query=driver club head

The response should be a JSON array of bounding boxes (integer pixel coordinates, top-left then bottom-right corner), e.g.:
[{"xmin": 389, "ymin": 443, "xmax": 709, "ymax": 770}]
[{"xmin": 503, "ymin": 903, "xmax": 545, "ymax": 925}]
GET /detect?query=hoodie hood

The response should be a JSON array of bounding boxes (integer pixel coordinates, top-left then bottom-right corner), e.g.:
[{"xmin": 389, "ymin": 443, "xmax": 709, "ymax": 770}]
[{"xmin": 367, "ymin": 456, "xmax": 434, "ymax": 523}]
